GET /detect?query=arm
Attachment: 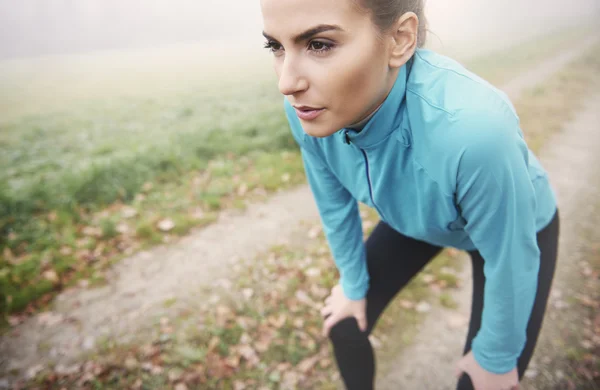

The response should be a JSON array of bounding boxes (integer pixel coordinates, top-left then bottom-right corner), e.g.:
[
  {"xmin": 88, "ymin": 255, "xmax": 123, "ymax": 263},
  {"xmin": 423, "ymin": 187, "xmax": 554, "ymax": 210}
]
[
  {"xmin": 455, "ymin": 113, "xmax": 540, "ymax": 374},
  {"xmin": 284, "ymin": 99, "xmax": 369, "ymax": 300}
]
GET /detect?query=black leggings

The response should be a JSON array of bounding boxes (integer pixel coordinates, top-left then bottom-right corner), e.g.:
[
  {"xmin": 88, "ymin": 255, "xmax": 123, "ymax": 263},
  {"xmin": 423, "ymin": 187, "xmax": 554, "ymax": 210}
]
[{"xmin": 327, "ymin": 210, "xmax": 560, "ymax": 390}]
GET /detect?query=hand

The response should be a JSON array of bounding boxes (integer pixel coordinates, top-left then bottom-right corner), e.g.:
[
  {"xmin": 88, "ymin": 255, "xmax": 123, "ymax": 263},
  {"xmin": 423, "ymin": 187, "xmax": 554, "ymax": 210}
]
[
  {"xmin": 456, "ymin": 350, "xmax": 519, "ymax": 390},
  {"xmin": 320, "ymin": 284, "xmax": 367, "ymax": 337}
]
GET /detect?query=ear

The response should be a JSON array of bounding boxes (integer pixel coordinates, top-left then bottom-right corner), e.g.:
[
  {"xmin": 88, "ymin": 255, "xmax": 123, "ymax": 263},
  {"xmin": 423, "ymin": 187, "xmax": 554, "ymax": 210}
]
[{"xmin": 388, "ymin": 12, "xmax": 419, "ymax": 69}]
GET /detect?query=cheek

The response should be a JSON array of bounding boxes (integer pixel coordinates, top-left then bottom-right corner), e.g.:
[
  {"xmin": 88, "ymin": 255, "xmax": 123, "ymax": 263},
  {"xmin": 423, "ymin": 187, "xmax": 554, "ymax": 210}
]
[{"xmin": 328, "ymin": 48, "xmax": 386, "ymax": 113}]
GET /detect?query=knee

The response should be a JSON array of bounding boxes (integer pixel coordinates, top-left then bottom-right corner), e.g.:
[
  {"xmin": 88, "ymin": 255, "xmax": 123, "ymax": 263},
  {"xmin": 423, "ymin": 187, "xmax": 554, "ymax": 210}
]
[{"xmin": 328, "ymin": 317, "xmax": 369, "ymax": 347}]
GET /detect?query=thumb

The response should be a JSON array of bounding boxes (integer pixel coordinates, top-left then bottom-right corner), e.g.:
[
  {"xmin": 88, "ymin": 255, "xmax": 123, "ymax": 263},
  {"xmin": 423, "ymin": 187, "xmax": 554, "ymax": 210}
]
[
  {"xmin": 455, "ymin": 357, "xmax": 466, "ymax": 378},
  {"xmin": 355, "ymin": 313, "xmax": 367, "ymax": 332},
  {"xmin": 323, "ymin": 313, "xmax": 340, "ymax": 338}
]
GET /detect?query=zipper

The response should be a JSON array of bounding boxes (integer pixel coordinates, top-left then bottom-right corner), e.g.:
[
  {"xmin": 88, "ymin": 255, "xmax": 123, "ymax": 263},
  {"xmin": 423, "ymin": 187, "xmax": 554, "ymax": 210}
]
[{"xmin": 344, "ymin": 131, "xmax": 384, "ymax": 218}]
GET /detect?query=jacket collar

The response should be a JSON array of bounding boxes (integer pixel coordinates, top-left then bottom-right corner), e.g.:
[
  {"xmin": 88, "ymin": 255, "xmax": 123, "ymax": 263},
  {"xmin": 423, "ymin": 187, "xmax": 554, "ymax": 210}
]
[{"xmin": 339, "ymin": 59, "xmax": 410, "ymax": 149}]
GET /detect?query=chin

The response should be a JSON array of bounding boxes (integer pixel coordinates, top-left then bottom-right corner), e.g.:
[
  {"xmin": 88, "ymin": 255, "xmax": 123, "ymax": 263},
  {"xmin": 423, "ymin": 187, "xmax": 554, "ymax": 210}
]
[{"xmin": 300, "ymin": 120, "xmax": 341, "ymax": 139}]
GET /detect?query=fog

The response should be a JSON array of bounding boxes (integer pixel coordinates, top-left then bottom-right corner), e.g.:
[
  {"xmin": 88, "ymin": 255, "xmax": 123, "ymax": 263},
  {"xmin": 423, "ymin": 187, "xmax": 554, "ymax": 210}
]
[{"xmin": 1, "ymin": 0, "xmax": 599, "ymax": 60}]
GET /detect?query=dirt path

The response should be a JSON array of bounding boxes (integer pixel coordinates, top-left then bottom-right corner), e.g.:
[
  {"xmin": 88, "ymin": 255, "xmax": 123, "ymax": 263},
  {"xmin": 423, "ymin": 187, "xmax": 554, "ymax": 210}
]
[
  {"xmin": 378, "ymin": 94, "xmax": 600, "ymax": 389},
  {"xmin": 0, "ymin": 38, "xmax": 597, "ymax": 386}
]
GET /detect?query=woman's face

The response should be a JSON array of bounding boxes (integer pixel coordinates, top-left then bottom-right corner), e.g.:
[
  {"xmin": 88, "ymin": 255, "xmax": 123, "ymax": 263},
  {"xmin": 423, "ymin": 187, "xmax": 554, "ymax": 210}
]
[{"xmin": 260, "ymin": 0, "xmax": 398, "ymax": 138}]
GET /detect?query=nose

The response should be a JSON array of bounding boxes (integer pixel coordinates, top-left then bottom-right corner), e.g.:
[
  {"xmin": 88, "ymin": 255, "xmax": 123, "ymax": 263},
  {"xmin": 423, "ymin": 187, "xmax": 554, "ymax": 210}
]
[{"xmin": 277, "ymin": 55, "xmax": 308, "ymax": 96}]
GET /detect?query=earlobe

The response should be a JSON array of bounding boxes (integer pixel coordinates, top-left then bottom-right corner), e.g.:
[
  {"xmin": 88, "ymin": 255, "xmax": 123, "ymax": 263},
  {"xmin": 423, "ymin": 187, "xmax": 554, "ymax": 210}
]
[{"xmin": 388, "ymin": 12, "xmax": 418, "ymax": 69}]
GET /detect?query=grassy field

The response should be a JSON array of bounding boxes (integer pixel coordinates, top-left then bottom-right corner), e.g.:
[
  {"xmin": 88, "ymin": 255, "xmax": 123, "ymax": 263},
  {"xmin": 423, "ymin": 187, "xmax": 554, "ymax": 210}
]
[{"xmin": 0, "ymin": 25, "xmax": 596, "ymax": 317}]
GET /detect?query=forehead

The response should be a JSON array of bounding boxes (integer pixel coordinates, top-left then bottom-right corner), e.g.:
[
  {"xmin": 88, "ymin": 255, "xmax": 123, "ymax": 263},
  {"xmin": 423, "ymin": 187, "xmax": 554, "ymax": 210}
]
[{"xmin": 261, "ymin": 0, "xmax": 366, "ymax": 37}]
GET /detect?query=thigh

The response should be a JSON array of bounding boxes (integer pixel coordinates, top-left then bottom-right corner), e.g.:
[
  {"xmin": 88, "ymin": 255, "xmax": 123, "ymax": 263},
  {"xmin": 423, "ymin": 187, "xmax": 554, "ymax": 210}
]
[{"xmin": 363, "ymin": 221, "xmax": 444, "ymax": 333}]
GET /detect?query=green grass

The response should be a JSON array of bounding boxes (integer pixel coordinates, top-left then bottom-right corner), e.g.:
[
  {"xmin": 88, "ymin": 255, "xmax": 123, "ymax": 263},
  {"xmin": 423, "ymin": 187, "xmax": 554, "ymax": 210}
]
[{"xmin": 0, "ymin": 26, "xmax": 597, "ymax": 319}]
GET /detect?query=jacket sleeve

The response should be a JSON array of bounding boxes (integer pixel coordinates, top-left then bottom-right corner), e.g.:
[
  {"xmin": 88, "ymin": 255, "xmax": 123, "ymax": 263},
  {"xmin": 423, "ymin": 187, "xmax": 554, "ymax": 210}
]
[
  {"xmin": 284, "ymin": 99, "xmax": 369, "ymax": 300},
  {"xmin": 455, "ymin": 111, "xmax": 541, "ymax": 374}
]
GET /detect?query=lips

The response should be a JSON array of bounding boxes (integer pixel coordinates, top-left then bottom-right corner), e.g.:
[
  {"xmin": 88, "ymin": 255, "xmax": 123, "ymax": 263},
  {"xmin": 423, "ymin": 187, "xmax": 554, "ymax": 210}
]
[{"xmin": 293, "ymin": 105, "xmax": 325, "ymax": 121}]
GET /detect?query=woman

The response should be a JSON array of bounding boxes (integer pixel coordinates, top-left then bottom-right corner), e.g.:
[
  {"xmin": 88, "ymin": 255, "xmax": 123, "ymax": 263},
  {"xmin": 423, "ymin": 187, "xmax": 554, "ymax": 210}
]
[{"xmin": 260, "ymin": 0, "xmax": 560, "ymax": 389}]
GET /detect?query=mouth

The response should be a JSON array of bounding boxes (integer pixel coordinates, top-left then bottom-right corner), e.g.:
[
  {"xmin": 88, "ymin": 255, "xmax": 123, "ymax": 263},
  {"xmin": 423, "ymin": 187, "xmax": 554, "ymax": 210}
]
[{"xmin": 293, "ymin": 105, "xmax": 326, "ymax": 121}]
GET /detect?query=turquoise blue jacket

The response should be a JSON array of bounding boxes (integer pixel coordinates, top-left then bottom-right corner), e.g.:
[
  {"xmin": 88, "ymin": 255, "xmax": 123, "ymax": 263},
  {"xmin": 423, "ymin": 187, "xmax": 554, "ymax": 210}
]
[{"xmin": 283, "ymin": 48, "xmax": 557, "ymax": 374}]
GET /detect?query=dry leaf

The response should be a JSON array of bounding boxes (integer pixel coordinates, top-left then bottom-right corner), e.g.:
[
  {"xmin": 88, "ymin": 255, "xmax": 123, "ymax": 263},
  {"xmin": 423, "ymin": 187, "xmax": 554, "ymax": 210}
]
[
  {"xmin": 447, "ymin": 314, "xmax": 469, "ymax": 329},
  {"xmin": 168, "ymin": 368, "xmax": 184, "ymax": 382},
  {"xmin": 238, "ymin": 345, "xmax": 259, "ymax": 366},
  {"xmin": 225, "ymin": 354, "xmax": 241, "ymax": 368},
  {"xmin": 234, "ymin": 381, "xmax": 247, "ymax": 390},
  {"xmin": 174, "ymin": 383, "xmax": 188, "ymax": 390},
  {"xmin": 116, "ymin": 223, "xmax": 130, "ymax": 234},
  {"xmin": 415, "ymin": 301, "xmax": 431, "ymax": 313},
  {"xmin": 421, "ymin": 274, "xmax": 435, "ymax": 283},
  {"xmin": 307, "ymin": 225, "xmax": 322, "ymax": 239},
  {"xmin": 121, "ymin": 207, "xmax": 138, "ymax": 219},
  {"xmin": 268, "ymin": 313, "xmax": 287, "ymax": 328},
  {"xmin": 82, "ymin": 226, "xmax": 102, "ymax": 237},
  {"xmin": 43, "ymin": 270, "xmax": 60, "ymax": 284},
  {"xmin": 208, "ymin": 337, "xmax": 220, "ymax": 353},
  {"xmin": 398, "ymin": 300, "xmax": 414, "ymax": 309},
  {"xmin": 237, "ymin": 183, "xmax": 249, "ymax": 196},
  {"xmin": 60, "ymin": 246, "xmax": 74, "ymax": 256},
  {"xmin": 281, "ymin": 173, "xmax": 291, "ymax": 182},
  {"xmin": 157, "ymin": 219, "xmax": 175, "ymax": 232},
  {"xmin": 369, "ymin": 335, "xmax": 382, "ymax": 349},
  {"xmin": 38, "ymin": 312, "xmax": 64, "ymax": 327},
  {"xmin": 142, "ymin": 182, "xmax": 154, "ymax": 192},
  {"xmin": 295, "ymin": 290, "xmax": 315, "ymax": 307},
  {"xmin": 297, "ymin": 355, "xmax": 320, "ymax": 373},
  {"xmin": 242, "ymin": 288, "xmax": 254, "ymax": 300},
  {"xmin": 123, "ymin": 356, "xmax": 138, "ymax": 370}
]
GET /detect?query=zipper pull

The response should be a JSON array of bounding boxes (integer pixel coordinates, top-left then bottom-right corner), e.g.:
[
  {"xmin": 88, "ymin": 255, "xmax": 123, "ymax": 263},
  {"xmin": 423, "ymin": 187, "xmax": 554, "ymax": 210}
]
[{"xmin": 344, "ymin": 131, "xmax": 351, "ymax": 145}]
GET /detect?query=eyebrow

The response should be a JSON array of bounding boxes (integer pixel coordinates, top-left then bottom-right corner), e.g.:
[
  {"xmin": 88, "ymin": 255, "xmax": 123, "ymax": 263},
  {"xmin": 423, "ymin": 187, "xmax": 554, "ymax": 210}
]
[{"xmin": 262, "ymin": 24, "xmax": 344, "ymax": 44}]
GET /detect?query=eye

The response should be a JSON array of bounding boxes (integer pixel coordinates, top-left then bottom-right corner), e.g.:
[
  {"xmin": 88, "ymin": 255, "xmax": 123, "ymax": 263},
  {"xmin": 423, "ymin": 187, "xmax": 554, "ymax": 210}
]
[
  {"xmin": 264, "ymin": 40, "xmax": 283, "ymax": 54},
  {"xmin": 308, "ymin": 40, "xmax": 334, "ymax": 54}
]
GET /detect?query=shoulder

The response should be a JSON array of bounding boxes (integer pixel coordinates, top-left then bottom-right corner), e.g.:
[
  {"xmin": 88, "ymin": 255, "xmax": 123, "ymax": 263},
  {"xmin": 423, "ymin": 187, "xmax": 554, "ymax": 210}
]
[{"xmin": 405, "ymin": 51, "xmax": 527, "ymax": 184}]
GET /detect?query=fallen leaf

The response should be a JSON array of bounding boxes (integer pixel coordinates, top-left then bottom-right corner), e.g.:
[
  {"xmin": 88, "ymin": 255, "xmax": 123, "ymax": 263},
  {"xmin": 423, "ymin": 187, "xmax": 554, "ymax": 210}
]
[
  {"xmin": 142, "ymin": 182, "xmax": 154, "ymax": 192},
  {"xmin": 208, "ymin": 337, "xmax": 220, "ymax": 353},
  {"xmin": 415, "ymin": 301, "xmax": 431, "ymax": 313},
  {"xmin": 268, "ymin": 313, "xmax": 287, "ymax": 328},
  {"xmin": 421, "ymin": 274, "xmax": 435, "ymax": 283},
  {"xmin": 43, "ymin": 270, "xmax": 60, "ymax": 284},
  {"xmin": 132, "ymin": 378, "xmax": 143, "ymax": 390},
  {"xmin": 82, "ymin": 226, "xmax": 102, "ymax": 237},
  {"xmin": 124, "ymin": 357, "xmax": 138, "ymax": 370},
  {"xmin": 234, "ymin": 381, "xmax": 247, "ymax": 390},
  {"xmin": 319, "ymin": 358, "xmax": 332, "ymax": 368},
  {"xmin": 168, "ymin": 368, "xmax": 184, "ymax": 382},
  {"xmin": 116, "ymin": 222, "xmax": 130, "ymax": 234},
  {"xmin": 38, "ymin": 312, "xmax": 64, "ymax": 327},
  {"xmin": 25, "ymin": 364, "xmax": 45, "ymax": 380},
  {"xmin": 369, "ymin": 335, "xmax": 382, "ymax": 349},
  {"xmin": 238, "ymin": 345, "xmax": 259, "ymax": 366},
  {"xmin": 121, "ymin": 207, "xmax": 138, "ymax": 219},
  {"xmin": 307, "ymin": 225, "xmax": 322, "ymax": 239},
  {"xmin": 157, "ymin": 219, "xmax": 175, "ymax": 232},
  {"xmin": 281, "ymin": 173, "xmax": 291, "ymax": 183},
  {"xmin": 297, "ymin": 355, "xmax": 320, "ymax": 373},
  {"xmin": 447, "ymin": 314, "xmax": 469, "ymax": 329},
  {"xmin": 82, "ymin": 337, "xmax": 95, "ymax": 350},
  {"xmin": 398, "ymin": 300, "xmax": 415, "ymax": 309},
  {"xmin": 238, "ymin": 183, "xmax": 249, "ymax": 196},
  {"xmin": 242, "ymin": 288, "xmax": 254, "ymax": 300},
  {"xmin": 174, "ymin": 383, "xmax": 188, "ymax": 390}
]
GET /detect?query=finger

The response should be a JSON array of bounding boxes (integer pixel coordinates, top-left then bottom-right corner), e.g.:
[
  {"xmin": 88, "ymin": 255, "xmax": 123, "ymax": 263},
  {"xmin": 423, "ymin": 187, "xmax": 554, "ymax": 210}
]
[
  {"xmin": 455, "ymin": 360, "xmax": 465, "ymax": 379},
  {"xmin": 322, "ymin": 313, "xmax": 340, "ymax": 338},
  {"xmin": 356, "ymin": 314, "xmax": 367, "ymax": 332},
  {"xmin": 320, "ymin": 305, "xmax": 332, "ymax": 317}
]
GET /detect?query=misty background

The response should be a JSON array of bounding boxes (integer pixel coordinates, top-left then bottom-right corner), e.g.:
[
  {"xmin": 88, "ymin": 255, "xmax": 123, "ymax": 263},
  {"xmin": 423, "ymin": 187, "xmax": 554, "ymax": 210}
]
[{"xmin": 1, "ymin": 0, "xmax": 599, "ymax": 60}]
